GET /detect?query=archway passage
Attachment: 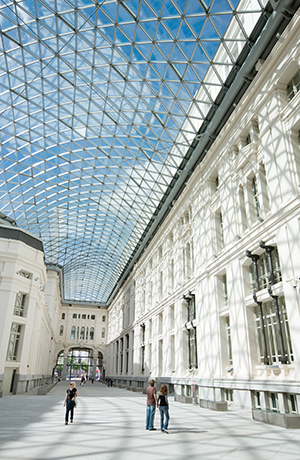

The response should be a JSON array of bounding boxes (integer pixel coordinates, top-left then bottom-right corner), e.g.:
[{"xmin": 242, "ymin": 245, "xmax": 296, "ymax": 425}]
[{"xmin": 55, "ymin": 348, "xmax": 103, "ymax": 381}]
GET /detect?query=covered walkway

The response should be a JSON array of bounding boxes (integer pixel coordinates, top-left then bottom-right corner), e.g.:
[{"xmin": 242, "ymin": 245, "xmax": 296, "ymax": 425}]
[{"xmin": 0, "ymin": 382, "xmax": 300, "ymax": 460}]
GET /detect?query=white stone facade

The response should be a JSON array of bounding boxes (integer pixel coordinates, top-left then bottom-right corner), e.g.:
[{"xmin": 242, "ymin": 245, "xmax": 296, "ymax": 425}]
[
  {"xmin": 0, "ymin": 224, "xmax": 52, "ymax": 396},
  {"xmin": 106, "ymin": 9, "xmax": 300, "ymax": 416},
  {"xmin": 0, "ymin": 226, "xmax": 108, "ymax": 396}
]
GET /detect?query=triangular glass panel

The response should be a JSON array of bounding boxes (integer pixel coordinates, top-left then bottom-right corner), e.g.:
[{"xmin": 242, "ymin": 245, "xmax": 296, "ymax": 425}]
[
  {"xmin": 101, "ymin": 2, "xmax": 118, "ymax": 22},
  {"xmin": 161, "ymin": 1, "xmax": 181, "ymax": 17},
  {"xmin": 200, "ymin": 39, "xmax": 220, "ymax": 60},
  {"xmin": 210, "ymin": 13, "xmax": 232, "ymax": 36},
  {"xmin": 210, "ymin": 0, "xmax": 234, "ymax": 14},
  {"xmin": 185, "ymin": 0, "xmax": 206, "ymax": 15},
  {"xmin": 118, "ymin": 23, "xmax": 136, "ymax": 42},
  {"xmin": 184, "ymin": 15, "xmax": 206, "ymax": 38},
  {"xmin": 155, "ymin": 41, "xmax": 173, "ymax": 61},
  {"xmin": 138, "ymin": 2, "xmax": 156, "ymax": 21}
]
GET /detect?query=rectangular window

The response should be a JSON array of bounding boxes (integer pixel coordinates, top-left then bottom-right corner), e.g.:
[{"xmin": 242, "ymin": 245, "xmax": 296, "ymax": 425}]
[
  {"xmin": 252, "ymin": 176, "xmax": 261, "ymax": 219},
  {"xmin": 287, "ymin": 70, "xmax": 300, "ymax": 102},
  {"xmin": 89, "ymin": 327, "xmax": 94, "ymax": 340},
  {"xmin": 19, "ymin": 270, "xmax": 31, "ymax": 279},
  {"xmin": 286, "ymin": 394, "xmax": 298, "ymax": 414},
  {"xmin": 141, "ymin": 346, "xmax": 145, "ymax": 373},
  {"xmin": 220, "ymin": 212, "xmax": 225, "ymax": 249},
  {"xmin": 80, "ymin": 326, "xmax": 85, "ymax": 340},
  {"xmin": 225, "ymin": 388, "xmax": 233, "ymax": 402},
  {"xmin": 188, "ymin": 327, "xmax": 198, "ymax": 369},
  {"xmin": 254, "ymin": 391, "xmax": 261, "ymax": 409},
  {"xmin": 141, "ymin": 323, "xmax": 145, "ymax": 342},
  {"xmin": 215, "ymin": 209, "xmax": 224, "ymax": 252},
  {"xmin": 14, "ymin": 293, "xmax": 26, "ymax": 317},
  {"xmin": 158, "ymin": 312, "xmax": 163, "ymax": 335},
  {"xmin": 126, "ymin": 351, "xmax": 129, "ymax": 374},
  {"xmin": 269, "ymin": 392, "xmax": 278, "ymax": 412},
  {"xmin": 249, "ymin": 247, "xmax": 282, "ymax": 292},
  {"xmin": 254, "ymin": 297, "xmax": 293, "ymax": 364},
  {"xmin": 6, "ymin": 323, "xmax": 22, "ymax": 361},
  {"xmin": 223, "ymin": 275, "xmax": 228, "ymax": 307},
  {"xmin": 82, "ymin": 314, "xmax": 86, "ymax": 320},
  {"xmin": 70, "ymin": 326, "xmax": 76, "ymax": 339},
  {"xmin": 226, "ymin": 316, "xmax": 233, "ymax": 365},
  {"xmin": 186, "ymin": 295, "xmax": 195, "ymax": 322}
]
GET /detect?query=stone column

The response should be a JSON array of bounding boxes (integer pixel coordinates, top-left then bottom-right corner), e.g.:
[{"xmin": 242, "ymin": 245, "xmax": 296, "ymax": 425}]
[{"xmin": 62, "ymin": 349, "xmax": 68, "ymax": 380}]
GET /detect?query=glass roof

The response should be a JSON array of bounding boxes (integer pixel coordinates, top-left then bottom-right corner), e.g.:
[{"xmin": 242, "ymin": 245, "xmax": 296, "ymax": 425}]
[{"xmin": 0, "ymin": 0, "xmax": 270, "ymax": 303}]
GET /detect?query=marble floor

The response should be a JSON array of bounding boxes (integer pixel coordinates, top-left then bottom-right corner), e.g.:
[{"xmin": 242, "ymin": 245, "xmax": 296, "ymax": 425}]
[{"xmin": 0, "ymin": 381, "xmax": 300, "ymax": 460}]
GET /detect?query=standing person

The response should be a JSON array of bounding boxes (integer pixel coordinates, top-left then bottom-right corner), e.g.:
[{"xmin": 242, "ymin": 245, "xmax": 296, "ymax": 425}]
[
  {"xmin": 146, "ymin": 379, "xmax": 157, "ymax": 431},
  {"xmin": 64, "ymin": 381, "xmax": 77, "ymax": 425},
  {"xmin": 157, "ymin": 384, "xmax": 170, "ymax": 433}
]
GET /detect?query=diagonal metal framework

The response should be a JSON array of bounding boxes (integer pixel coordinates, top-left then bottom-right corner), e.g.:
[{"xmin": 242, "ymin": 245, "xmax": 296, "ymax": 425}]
[{"xmin": 0, "ymin": 0, "xmax": 296, "ymax": 304}]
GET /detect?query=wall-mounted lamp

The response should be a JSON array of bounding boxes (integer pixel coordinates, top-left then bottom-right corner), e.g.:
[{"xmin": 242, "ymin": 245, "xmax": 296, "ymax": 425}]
[
  {"xmin": 257, "ymin": 216, "xmax": 264, "ymax": 223},
  {"xmin": 236, "ymin": 235, "xmax": 241, "ymax": 240},
  {"xmin": 285, "ymin": 277, "xmax": 300, "ymax": 289},
  {"xmin": 226, "ymin": 366, "xmax": 233, "ymax": 373},
  {"xmin": 183, "ymin": 291, "xmax": 195, "ymax": 301}
]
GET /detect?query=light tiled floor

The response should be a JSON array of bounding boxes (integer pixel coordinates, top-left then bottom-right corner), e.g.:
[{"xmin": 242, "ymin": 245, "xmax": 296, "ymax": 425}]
[{"xmin": 0, "ymin": 382, "xmax": 300, "ymax": 460}]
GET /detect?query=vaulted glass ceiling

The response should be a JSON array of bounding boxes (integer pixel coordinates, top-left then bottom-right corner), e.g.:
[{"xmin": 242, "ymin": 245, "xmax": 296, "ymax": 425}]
[{"xmin": 0, "ymin": 0, "xmax": 285, "ymax": 303}]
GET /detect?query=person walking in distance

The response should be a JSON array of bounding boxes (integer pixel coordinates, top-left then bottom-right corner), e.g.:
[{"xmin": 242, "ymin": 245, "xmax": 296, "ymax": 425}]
[
  {"xmin": 157, "ymin": 384, "xmax": 170, "ymax": 433},
  {"xmin": 146, "ymin": 379, "xmax": 157, "ymax": 431},
  {"xmin": 64, "ymin": 381, "xmax": 77, "ymax": 425}
]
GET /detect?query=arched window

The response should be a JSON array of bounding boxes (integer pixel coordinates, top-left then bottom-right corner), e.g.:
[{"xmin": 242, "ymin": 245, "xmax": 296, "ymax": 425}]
[
  {"xmin": 62, "ymin": 313, "xmax": 65, "ymax": 320},
  {"xmin": 102, "ymin": 315, "xmax": 106, "ymax": 322},
  {"xmin": 77, "ymin": 326, "xmax": 79, "ymax": 340},
  {"xmin": 70, "ymin": 326, "xmax": 75, "ymax": 339},
  {"xmin": 102, "ymin": 327, "xmax": 105, "ymax": 338},
  {"xmin": 89, "ymin": 327, "xmax": 94, "ymax": 340},
  {"xmin": 59, "ymin": 325, "xmax": 64, "ymax": 336},
  {"xmin": 80, "ymin": 327, "xmax": 85, "ymax": 340},
  {"xmin": 86, "ymin": 327, "xmax": 89, "ymax": 340}
]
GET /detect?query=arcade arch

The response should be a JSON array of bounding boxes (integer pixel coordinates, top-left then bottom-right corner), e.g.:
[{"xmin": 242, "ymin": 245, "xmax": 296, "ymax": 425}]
[{"xmin": 55, "ymin": 347, "xmax": 104, "ymax": 381}]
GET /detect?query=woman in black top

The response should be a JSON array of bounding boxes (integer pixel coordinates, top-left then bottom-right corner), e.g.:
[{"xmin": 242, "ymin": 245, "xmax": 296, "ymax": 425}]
[
  {"xmin": 157, "ymin": 384, "xmax": 170, "ymax": 433},
  {"xmin": 64, "ymin": 382, "xmax": 77, "ymax": 425}
]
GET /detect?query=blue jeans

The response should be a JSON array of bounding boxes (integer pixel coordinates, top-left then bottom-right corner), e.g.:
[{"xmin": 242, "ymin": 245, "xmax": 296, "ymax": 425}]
[
  {"xmin": 146, "ymin": 405, "xmax": 156, "ymax": 429},
  {"xmin": 159, "ymin": 406, "xmax": 169, "ymax": 431}
]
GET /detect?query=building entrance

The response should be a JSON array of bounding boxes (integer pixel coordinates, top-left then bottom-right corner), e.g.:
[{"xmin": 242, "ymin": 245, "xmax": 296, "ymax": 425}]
[{"xmin": 55, "ymin": 348, "xmax": 103, "ymax": 381}]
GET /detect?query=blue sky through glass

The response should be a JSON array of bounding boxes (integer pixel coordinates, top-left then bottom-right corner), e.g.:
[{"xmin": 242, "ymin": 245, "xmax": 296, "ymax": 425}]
[{"xmin": 0, "ymin": 0, "xmax": 267, "ymax": 302}]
